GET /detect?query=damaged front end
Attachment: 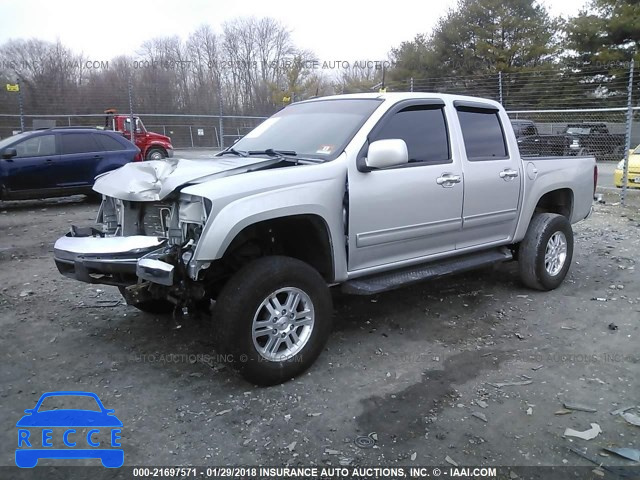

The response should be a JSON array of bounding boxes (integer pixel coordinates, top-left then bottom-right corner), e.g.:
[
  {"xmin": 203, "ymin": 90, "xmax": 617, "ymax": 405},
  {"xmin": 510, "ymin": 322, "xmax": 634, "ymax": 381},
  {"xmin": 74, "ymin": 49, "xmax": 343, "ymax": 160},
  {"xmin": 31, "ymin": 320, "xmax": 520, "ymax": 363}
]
[{"xmin": 53, "ymin": 192, "xmax": 211, "ymax": 310}]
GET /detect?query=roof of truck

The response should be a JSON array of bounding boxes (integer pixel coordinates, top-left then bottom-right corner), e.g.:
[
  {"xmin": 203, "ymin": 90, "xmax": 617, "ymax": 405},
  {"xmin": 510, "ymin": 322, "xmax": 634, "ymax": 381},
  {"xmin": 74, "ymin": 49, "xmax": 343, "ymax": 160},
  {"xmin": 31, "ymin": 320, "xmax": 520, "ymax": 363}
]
[{"xmin": 299, "ymin": 92, "xmax": 504, "ymax": 109}]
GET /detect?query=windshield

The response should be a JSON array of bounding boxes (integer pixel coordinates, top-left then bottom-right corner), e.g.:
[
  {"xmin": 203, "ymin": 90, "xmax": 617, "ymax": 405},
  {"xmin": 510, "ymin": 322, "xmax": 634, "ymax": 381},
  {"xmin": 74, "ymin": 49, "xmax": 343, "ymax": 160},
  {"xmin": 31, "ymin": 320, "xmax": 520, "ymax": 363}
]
[
  {"xmin": 231, "ymin": 99, "xmax": 383, "ymax": 161},
  {"xmin": 37, "ymin": 395, "xmax": 101, "ymax": 412},
  {"xmin": 0, "ymin": 131, "xmax": 30, "ymax": 150},
  {"xmin": 566, "ymin": 127, "xmax": 591, "ymax": 135}
]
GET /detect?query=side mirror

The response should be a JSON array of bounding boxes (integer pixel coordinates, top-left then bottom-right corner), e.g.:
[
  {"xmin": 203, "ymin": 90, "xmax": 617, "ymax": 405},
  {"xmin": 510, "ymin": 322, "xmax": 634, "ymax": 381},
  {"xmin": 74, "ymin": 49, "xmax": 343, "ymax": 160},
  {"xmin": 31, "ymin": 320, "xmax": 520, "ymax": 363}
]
[
  {"xmin": 365, "ymin": 139, "xmax": 408, "ymax": 170},
  {"xmin": 2, "ymin": 147, "xmax": 17, "ymax": 159}
]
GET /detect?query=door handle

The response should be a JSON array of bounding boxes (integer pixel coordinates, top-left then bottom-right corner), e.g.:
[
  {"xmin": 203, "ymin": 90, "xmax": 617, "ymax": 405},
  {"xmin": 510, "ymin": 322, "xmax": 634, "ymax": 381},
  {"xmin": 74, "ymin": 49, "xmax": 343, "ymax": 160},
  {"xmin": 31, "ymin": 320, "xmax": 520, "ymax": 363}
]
[
  {"xmin": 499, "ymin": 169, "xmax": 519, "ymax": 179},
  {"xmin": 436, "ymin": 173, "xmax": 461, "ymax": 187}
]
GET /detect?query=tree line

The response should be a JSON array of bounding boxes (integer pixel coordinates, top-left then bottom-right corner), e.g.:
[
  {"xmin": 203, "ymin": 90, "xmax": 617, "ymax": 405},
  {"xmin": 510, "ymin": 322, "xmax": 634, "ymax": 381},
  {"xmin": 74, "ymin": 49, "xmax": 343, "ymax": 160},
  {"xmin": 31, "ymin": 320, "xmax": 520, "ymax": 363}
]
[{"xmin": 0, "ymin": 0, "xmax": 637, "ymax": 118}]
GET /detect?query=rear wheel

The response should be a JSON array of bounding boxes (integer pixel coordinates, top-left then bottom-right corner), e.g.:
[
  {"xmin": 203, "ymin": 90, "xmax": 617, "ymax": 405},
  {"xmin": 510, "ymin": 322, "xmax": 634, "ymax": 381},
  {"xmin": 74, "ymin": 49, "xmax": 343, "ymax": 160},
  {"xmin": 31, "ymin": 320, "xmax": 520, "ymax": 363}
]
[
  {"xmin": 518, "ymin": 213, "xmax": 574, "ymax": 291},
  {"xmin": 213, "ymin": 256, "xmax": 332, "ymax": 385}
]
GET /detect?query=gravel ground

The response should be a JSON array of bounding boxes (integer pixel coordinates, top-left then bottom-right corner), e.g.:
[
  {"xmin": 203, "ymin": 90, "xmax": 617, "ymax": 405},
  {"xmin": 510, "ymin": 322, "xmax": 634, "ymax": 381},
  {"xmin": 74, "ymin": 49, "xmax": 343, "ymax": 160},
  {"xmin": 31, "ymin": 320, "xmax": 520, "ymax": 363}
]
[{"xmin": 0, "ymin": 192, "xmax": 639, "ymax": 477}]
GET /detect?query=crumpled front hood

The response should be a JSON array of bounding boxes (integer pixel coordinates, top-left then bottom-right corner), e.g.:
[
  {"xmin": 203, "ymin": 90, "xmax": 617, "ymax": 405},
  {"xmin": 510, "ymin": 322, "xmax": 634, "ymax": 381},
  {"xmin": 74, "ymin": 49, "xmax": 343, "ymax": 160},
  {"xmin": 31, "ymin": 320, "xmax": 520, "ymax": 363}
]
[{"xmin": 93, "ymin": 157, "xmax": 278, "ymax": 201}]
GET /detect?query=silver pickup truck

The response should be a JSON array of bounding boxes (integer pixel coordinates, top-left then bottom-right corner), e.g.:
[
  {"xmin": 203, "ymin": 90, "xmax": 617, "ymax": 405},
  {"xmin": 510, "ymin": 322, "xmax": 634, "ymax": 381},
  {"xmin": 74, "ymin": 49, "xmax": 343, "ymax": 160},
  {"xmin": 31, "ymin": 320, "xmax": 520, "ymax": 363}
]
[{"xmin": 54, "ymin": 93, "xmax": 596, "ymax": 385}]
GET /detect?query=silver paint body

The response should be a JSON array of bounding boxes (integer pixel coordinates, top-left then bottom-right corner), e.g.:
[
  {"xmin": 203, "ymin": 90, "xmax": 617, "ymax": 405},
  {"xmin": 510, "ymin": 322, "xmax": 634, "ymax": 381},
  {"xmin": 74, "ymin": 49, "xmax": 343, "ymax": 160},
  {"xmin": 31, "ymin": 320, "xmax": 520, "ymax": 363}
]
[{"xmin": 79, "ymin": 93, "xmax": 596, "ymax": 284}]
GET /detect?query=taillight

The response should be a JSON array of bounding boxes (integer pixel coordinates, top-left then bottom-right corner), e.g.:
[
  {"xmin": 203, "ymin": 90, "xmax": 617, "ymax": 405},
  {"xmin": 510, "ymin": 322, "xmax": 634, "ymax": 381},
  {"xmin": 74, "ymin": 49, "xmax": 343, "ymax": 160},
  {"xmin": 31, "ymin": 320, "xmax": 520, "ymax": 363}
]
[
  {"xmin": 593, "ymin": 165, "xmax": 598, "ymax": 194},
  {"xmin": 133, "ymin": 152, "xmax": 142, "ymax": 162}
]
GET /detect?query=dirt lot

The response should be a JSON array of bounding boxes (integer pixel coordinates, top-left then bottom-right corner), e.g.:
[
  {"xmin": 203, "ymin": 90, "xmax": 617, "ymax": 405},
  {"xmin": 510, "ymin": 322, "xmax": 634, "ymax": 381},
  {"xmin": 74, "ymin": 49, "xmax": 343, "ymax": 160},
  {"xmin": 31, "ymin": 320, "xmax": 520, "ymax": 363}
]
[{"xmin": 0, "ymin": 192, "xmax": 639, "ymax": 478}]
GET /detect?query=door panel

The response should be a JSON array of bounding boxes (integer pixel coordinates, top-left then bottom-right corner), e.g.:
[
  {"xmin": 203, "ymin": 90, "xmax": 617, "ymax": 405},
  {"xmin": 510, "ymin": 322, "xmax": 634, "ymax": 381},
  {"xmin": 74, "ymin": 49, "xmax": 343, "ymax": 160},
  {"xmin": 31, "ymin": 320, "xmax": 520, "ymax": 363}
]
[
  {"xmin": 57, "ymin": 133, "xmax": 103, "ymax": 187},
  {"xmin": 348, "ymin": 167, "xmax": 463, "ymax": 270},
  {"xmin": 455, "ymin": 105, "xmax": 522, "ymax": 248},
  {"xmin": 347, "ymin": 102, "xmax": 463, "ymax": 272},
  {"xmin": 5, "ymin": 134, "xmax": 59, "ymax": 192}
]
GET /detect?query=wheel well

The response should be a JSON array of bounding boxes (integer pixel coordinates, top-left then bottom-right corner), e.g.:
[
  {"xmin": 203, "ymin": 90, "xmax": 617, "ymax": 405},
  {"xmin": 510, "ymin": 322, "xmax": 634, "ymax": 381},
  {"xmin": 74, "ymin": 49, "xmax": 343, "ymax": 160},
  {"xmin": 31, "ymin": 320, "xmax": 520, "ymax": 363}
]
[
  {"xmin": 215, "ymin": 215, "xmax": 334, "ymax": 282},
  {"xmin": 533, "ymin": 188, "xmax": 573, "ymax": 219},
  {"xmin": 146, "ymin": 146, "xmax": 166, "ymax": 155}
]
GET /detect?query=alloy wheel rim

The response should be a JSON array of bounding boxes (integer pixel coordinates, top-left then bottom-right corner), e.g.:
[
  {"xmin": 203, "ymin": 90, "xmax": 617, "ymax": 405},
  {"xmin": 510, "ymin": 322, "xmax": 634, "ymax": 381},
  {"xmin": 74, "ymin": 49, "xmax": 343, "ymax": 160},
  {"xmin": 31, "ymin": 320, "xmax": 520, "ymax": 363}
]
[
  {"xmin": 252, "ymin": 287, "xmax": 314, "ymax": 361},
  {"xmin": 544, "ymin": 231, "xmax": 567, "ymax": 276}
]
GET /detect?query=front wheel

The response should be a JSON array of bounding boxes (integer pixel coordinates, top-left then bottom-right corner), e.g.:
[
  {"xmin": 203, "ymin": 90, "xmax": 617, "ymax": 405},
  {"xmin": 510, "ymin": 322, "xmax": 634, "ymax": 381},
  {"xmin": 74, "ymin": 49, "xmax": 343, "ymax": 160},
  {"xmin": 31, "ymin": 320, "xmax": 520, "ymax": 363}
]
[
  {"xmin": 146, "ymin": 148, "xmax": 167, "ymax": 160},
  {"xmin": 518, "ymin": 213, "xmax": 574, "ymax": 291},
  {"xmin": 213, "ymin": 256, "xmax": 333, "ymax": 385}
]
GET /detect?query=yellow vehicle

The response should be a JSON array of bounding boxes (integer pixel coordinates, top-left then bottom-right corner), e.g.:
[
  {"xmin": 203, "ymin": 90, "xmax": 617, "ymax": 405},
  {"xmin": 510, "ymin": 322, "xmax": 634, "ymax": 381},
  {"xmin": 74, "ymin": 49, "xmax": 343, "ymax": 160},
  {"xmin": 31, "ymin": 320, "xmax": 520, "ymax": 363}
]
[{"xmin": 614, "ymin": 145, "xmax": 640, "ymax": 188}]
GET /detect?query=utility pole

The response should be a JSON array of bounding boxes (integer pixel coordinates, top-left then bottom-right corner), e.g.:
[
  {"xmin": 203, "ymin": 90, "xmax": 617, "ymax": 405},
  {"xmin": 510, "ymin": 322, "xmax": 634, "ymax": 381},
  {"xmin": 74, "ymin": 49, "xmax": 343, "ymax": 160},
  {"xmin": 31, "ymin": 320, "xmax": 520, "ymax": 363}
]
[{"xmin": 621, "ymin": 59, "xmax": 635, "ymax": 206}]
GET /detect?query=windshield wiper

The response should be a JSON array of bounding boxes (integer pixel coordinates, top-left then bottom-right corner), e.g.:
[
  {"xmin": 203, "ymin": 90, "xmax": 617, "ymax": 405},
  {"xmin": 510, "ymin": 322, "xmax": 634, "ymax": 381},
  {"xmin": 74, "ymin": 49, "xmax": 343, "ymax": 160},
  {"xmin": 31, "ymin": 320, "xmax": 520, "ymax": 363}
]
[
  {"xmin": 216, "ymin": 147, "xmax": 248, "ymax": 157},
  {"xmin": 247, "ymin": 149, "xmax": 322, "ymax": 163},
  {"xmin": 248, "ymin": 149, "xmax": 297, "ymax": 157}
]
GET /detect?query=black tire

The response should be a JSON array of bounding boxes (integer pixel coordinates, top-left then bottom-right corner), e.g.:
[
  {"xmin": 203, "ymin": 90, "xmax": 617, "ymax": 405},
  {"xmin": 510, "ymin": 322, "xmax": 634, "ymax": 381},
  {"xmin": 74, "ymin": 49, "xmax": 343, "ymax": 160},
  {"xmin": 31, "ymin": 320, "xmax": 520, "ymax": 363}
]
[
  {"xmin": 118, "ymin": 286, "xmax": 174, "ymax": 314},
  {"xmin": 146, "ymin": 148, "xmax": 167, "ymax": 161},
  {"xmin": 518, "ymin": 213, "xmax": 574, "ymax": 291},
  {"xmin": 85, "ymin": 191, "xmax": 102, "ymax": 203},
  {"xmin": 213, "ymin": 256, "xmax": 332, "ymax": 386}
]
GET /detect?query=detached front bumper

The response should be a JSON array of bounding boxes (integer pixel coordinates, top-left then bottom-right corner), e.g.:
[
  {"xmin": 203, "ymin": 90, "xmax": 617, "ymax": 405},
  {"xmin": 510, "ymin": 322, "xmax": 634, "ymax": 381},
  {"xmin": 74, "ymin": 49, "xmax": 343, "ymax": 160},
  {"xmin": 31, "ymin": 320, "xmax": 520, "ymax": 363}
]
[{"xmin": 54, "ymin": 233, "xmax": 173, "ymax": 286}]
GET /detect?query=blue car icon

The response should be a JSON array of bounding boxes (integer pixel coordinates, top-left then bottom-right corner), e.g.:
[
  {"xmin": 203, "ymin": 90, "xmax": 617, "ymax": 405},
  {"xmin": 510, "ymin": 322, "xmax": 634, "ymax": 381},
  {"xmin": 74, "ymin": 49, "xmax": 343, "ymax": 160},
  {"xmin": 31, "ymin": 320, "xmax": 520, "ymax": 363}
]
[{"xmin": 16, "ymin": 391, "xmax": 123, "ymax": 468}]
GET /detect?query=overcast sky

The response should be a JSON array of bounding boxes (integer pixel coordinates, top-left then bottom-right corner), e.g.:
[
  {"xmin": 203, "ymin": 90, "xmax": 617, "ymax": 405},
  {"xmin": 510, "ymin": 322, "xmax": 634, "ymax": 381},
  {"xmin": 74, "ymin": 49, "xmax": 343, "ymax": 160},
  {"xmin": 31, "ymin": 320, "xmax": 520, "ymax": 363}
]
[{"xmin": 0, "ymin": 0, "xmax": 589, "ymax": 62}]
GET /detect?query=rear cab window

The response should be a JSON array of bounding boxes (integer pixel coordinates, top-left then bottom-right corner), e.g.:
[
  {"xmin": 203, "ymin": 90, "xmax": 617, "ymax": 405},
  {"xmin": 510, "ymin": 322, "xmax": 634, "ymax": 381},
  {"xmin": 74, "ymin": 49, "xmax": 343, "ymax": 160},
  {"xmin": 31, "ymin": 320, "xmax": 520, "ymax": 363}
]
[{"xmin": 455, "ymin": 103, "xmax": 508, "ymax": 161}]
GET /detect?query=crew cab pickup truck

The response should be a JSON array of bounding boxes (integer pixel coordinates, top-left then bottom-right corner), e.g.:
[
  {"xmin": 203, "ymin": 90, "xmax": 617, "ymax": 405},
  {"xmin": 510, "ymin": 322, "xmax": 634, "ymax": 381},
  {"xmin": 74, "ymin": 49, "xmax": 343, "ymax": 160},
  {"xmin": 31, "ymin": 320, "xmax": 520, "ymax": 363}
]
[
  {"xmin": 53, "ymin": 93, "xmax": 596, "ymax": 385},
  {"xmin": 564, "ymin": 123, "xmax": 625, "ymax": 161},
  {"xmin": 511, "ymin": 119, "xmax": 570, "ymax": 157}
]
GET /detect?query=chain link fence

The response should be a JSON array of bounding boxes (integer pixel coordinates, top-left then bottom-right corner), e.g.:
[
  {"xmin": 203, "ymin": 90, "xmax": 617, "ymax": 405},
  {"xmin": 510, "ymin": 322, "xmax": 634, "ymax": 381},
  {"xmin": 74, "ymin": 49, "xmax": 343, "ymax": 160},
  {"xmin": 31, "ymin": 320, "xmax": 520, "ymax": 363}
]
[
  {"xmin": 507, "ymin": 109, "xmax": 636, "ymax": 160},
  {"xmin": 0, "ymin": 113, "xmax": 266, "ymax": 148},
  {"xmin": 1, "ymin": 64, "xmax": 638, "ymax": 196}
]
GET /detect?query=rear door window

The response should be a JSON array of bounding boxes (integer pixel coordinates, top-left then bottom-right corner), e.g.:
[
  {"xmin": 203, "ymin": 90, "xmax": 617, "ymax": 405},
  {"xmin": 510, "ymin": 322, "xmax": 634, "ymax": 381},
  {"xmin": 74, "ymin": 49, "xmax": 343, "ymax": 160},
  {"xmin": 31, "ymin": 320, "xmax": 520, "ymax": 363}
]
[
  {"xmin": 60, "ymin": 133, "xmax": 101, "ymax": 155},
  {"xmin": 94, "ymin": 133, "xmax": 126, "ymax": 151},
  {"xmin": 457, "ymin": 108, "xmax": 508, "ymax": 161}
]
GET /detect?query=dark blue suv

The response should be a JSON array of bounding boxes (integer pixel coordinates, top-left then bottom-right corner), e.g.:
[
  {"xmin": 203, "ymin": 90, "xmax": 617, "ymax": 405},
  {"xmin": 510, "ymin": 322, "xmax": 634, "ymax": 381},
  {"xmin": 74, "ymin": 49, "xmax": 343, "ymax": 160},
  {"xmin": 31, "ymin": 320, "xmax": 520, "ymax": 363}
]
[{"xmin": 0, "ymin": 128, "xmax": 140, "ymax": 201}]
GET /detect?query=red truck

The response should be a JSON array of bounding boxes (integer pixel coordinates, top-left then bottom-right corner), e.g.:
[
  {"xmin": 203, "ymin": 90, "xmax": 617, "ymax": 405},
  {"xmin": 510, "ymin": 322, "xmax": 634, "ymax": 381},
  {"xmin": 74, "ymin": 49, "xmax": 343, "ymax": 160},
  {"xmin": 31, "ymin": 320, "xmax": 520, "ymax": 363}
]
[{"xmin": 104, "ymin": 109, "xmax": 174, "ymax": 160}]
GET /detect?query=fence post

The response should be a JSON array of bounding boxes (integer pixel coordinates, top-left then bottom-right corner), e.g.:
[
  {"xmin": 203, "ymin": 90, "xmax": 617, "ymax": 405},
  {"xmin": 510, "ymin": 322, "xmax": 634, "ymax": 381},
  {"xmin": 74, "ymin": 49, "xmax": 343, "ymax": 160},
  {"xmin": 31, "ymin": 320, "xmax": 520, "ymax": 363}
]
[
  {"xmin": 128, "ymin": 74, "xmax": 135, "ymax": 146},
  {"xmin": 410, "ymin": 77, "xmax": 414, "ymax": 92},
  {"xmin": 498, "ymin": 71, "xmax": 503, "ymax": 105},
  {"xmin": 217, "ymin": 80, "xmax": 224, "ymax": 150},
  {"xmin": 189, "ymin": 126, "xmax": 194, "ymax": 148},
  {"xmin": 17, "ymin": 79, "xmax": 25, "ymax": 132},
  {"xmin": 621, "ymin": 59, "xmax": 635, "ymax": 206}
]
